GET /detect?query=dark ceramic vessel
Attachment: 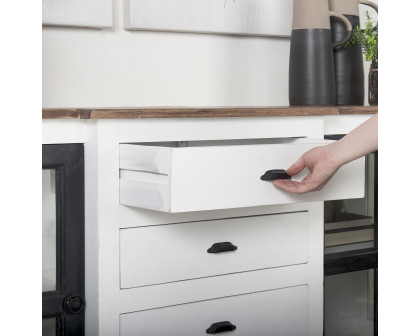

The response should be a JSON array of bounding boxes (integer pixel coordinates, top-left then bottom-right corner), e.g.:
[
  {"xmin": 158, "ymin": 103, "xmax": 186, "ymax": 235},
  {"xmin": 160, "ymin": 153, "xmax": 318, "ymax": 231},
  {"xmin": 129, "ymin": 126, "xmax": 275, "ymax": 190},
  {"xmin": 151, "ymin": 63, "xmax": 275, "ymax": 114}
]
[
  {"xmin": 329, "ymin": 0, "xmax": 378, "ymax": 105},
  {"xmin": 289, "ymin": 0, "xmax": 353, "ymax": 106},
  {"xmin": 331, "ymin": 15, "xmax": 365, "ymax": 105}
]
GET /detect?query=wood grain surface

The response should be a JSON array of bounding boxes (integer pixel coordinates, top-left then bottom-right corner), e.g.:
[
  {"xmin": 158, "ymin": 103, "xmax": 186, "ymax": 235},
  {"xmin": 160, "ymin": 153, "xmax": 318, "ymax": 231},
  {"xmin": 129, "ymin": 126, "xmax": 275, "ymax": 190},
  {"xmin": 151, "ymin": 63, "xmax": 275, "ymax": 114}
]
[{"xmin": 42, "ymin": 106, "xmax": 378, "ymax": 119}]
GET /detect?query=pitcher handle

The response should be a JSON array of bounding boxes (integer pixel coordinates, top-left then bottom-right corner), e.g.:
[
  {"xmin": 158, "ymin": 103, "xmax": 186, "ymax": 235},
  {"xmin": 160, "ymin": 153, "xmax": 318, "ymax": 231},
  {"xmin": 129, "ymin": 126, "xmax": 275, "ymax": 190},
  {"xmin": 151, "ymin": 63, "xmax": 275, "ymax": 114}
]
[
  {"xmin": 359, "ymin": 0, "xmax": 378, "ymax": 13},
  {"xmin": 330, "ymin": 11, "xmax": 353, "ymax": 49}
]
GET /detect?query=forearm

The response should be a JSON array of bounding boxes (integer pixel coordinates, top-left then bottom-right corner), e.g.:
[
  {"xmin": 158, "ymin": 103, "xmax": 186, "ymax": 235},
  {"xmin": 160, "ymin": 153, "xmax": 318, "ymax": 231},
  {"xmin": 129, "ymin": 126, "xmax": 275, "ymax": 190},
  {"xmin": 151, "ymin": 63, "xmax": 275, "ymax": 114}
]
[{"xmin": 329, "ymin": 114, "xmax": 378, "ymax": 166}]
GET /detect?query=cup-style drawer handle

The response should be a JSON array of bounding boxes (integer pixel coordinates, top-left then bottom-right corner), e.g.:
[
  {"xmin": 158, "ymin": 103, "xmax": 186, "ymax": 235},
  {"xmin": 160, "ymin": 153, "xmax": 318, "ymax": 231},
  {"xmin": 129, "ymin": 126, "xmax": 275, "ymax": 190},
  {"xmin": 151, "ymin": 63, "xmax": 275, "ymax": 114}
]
[
  {"xmin": 260, "ymin": 169, "xmax": 291, "ymax": 181},
  {"xmin": 207, "ymin": 242, "xmax": 238, "ymax": 254},
  {"xmin": 206, "ymin": 321, "xmax": 237, "ymax": 334}
]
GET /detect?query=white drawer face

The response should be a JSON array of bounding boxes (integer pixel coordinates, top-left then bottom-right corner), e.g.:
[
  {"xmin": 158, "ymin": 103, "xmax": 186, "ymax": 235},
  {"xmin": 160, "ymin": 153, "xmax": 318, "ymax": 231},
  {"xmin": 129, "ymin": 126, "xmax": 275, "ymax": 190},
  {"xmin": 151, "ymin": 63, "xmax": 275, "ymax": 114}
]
[
  {"xmin": 120, "ymin": 285, "xmax": 308, "ymax": 336},
  {"xmin": 120, "ymin": 138, "xmax": 365, "ymax": 212},
  {"xmin": 120, "ymin": 212, "xmax": 308, "ymax": 288}
]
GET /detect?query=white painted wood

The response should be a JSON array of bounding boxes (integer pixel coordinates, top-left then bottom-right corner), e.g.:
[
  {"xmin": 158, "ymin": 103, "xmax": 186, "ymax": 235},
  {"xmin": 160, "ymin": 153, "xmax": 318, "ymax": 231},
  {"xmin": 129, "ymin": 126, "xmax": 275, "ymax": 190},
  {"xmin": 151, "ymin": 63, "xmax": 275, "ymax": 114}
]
[
  {"xmin": 113, "ymin": 116, "xmax": 324, "ymax": 142},
  {"xmin": 120, "ymin": 179, "xmax": 172, "ymax": 211},
  {"xmin": 120, "ymin": 211, "xmax": 308, "ymax": 288},
  {"xmin": 120, "ymin": 285, "xmax": 308, "ymax": 336},
  {"xmin": 43, "ymin": 0, "xmax": 113, "ymax": 28},
  {"xmin": 94, "ymin": 117, "xmax": 325, "ymax": 335},
  {"xmin": 124, "ymin": 0, "xmax": 293, "ymax": 37},
  {"xmin": 304, "ymin": 201, "xmax": 324, "ymax": 336},
  {"xmin": 40, "ymin": 117, "xmax": 331, "ymax": 335},
  {"xmin": 324, "ymin": 114, "xmax": 375, "ymax": 135},
  {"xmin": 120, "ymin": 138, "xmax": 365, "ymax": 212},
  {"xmin": 118, "ymin": 193, "xmax": 322, "ymax": 229},
  {"xmin": 84, "ymin": 121, "xmax": 100, "ymax": 336},
  {"xmin": 119, "ymin": 260, "xmax": 308, "ymax": 313},
  {"xmin": 119, "ymin": 145, "xmax": 172, "ymax": 174},
  {"xmin": 117, "ymin": 202, "xmax": 323, "ymax": 336},
  {"xmin": 42, "ymin": 120, "xmax": 87, "ymax": 144}
]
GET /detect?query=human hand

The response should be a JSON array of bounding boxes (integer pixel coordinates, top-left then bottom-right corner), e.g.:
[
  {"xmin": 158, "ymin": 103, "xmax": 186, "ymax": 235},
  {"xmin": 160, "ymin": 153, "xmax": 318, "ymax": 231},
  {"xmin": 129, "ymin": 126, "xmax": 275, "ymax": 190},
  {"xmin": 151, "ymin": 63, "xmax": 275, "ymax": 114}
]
[{"xmin": 272, "ymin": 144, "xmax": 342, "ymax": 194}]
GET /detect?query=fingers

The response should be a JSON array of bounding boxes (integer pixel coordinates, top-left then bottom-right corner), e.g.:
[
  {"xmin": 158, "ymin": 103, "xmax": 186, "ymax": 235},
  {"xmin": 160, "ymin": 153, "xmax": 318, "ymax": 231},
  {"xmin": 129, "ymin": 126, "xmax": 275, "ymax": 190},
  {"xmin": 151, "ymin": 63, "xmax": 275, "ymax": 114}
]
[
  {"xmin": 272, "ymin": 179, "xmax": 313, "ymax": 194},
  {"xmin": 286, "ymin": 156, "xmax": 306, "ymax": 176}
]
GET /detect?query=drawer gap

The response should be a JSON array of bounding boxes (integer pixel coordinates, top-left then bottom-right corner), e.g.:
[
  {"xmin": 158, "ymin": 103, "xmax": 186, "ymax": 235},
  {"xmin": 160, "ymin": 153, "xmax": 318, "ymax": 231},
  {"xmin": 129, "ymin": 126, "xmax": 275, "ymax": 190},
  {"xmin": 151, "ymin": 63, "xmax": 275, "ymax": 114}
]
[
  {"xmin": 121, "ymin": 137, "xmax": 328, "ymax": 148},
  {"xmin": 120, "ymin": 264, "xmax": 308, "ymax": 290},
  {"xmin": 119, "ymin": 284, "xmax": 308, "ymax": 315},
  {"xmin": 118, "ymin": 210, "xmax": 308, "ymax": 230},
  {"xmin": 120, "ymin": 170, "xmax": 169, "ymax": 184}
]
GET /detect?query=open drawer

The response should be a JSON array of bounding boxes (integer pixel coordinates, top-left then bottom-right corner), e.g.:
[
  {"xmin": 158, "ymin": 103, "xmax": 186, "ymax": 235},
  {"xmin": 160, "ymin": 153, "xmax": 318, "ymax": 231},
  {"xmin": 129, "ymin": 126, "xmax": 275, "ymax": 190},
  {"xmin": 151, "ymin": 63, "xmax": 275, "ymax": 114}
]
[{"xmin": 120, "ymin": 138, "xmax": 365, "ymax": 212}]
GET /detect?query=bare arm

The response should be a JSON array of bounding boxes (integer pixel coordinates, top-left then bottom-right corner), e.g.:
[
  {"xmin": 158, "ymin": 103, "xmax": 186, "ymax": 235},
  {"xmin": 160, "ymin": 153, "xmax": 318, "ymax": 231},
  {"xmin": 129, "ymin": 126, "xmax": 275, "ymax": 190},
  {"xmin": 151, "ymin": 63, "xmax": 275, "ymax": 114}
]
[{"xmin": 273, "ymin": 114, "xmax": 378, "ymax": 194}]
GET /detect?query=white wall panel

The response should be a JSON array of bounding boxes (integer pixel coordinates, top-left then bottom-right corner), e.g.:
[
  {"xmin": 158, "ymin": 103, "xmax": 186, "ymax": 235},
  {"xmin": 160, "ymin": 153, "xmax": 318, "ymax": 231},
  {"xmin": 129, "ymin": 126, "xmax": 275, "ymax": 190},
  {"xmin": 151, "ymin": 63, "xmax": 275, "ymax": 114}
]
[
  {"xmin": 43, "ymin": 0, "xmax": 113, "ymax": 28},
  {"xmin": 43, "ymin": 0, "xmax": 292, "ymax": 108},
  {"xmin": 124, "ymin": 0, "xmax": 293, "ymax": 36}
]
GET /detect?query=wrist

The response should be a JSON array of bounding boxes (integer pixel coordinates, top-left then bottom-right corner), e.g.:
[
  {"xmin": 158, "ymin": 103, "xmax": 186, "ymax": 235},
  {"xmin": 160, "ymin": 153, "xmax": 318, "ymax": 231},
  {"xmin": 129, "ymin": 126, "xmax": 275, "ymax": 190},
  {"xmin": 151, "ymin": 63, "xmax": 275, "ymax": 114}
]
[{"xmin": 326, "ymin": 142, "xmax": 346, "ymax": 168}]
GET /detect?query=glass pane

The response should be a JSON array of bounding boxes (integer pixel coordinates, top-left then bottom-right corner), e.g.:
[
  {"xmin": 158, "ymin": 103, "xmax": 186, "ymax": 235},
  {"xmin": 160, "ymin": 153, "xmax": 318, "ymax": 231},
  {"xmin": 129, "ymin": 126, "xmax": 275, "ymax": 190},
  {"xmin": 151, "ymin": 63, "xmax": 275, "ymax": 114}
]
[
  {"xmin": 43, "ymin": 169, "xmax": 57, "ymax": 292},
  {"xmin": 325, "ymin": 269, "xmax": 375, "ymax": 336},
  {"xmin": 324, "ymin": 153, "xmax": 376, "ymax": 254},
  {"xmin": 43, "ymin": 317, "xmax": 57, "ymax": 336}
]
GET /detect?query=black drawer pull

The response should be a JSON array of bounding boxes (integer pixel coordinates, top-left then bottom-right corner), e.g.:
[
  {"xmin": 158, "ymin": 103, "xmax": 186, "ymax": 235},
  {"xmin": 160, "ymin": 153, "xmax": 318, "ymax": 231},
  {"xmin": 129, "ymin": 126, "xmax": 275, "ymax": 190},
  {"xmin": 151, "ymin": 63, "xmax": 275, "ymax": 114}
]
[
  {"xmin": 207, "ymin": 242, "xmax": 238, "ymax": 254},
  {"xmin": 206, "ymin": 321, "xmax": 237, "ymax": 334},
  {"xmin": 260, "ymin": 169, "xmax": 291, "ymax": 181}
]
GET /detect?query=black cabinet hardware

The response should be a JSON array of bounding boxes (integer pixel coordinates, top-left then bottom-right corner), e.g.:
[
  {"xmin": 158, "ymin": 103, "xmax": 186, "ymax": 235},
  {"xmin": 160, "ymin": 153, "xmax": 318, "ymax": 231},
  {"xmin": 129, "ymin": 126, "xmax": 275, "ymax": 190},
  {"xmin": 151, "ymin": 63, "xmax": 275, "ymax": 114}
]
[
  {"xmin": 260, "ymin": 169, "xmax": 291, "ymax": 181},
  {"xmin": 64, "ymin": 294, "xmax": 85, "ymax": 315},
  {"xmin": 206, "ymin": 321, "xmax": 237, "ymax": 334},
  {"xmin": 207, "ymin": 242, "xmax": 238, "ymax": 254}
]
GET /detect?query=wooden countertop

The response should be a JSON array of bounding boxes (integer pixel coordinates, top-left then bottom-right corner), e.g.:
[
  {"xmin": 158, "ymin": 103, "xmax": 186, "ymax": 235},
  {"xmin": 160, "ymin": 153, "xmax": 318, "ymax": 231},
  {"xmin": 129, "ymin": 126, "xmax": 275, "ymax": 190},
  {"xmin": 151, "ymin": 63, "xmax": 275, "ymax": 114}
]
[{"xmin": 42, "ymin": 106, "xmax": 377, "ymax": 119}]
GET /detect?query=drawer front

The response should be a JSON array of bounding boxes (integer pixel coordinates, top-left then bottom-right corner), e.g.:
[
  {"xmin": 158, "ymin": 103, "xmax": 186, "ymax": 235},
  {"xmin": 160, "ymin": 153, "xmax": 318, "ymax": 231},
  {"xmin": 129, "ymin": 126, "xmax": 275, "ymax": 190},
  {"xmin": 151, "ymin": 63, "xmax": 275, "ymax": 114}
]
[
  {"xmin": 120, "ymin": 211, "xmax": 308, "ymax": 288},
  {"xmin": 120, "ymin": 138, "xmax": 365, "ymax": 212},
  {"xmin": 120, "ymin": 285, "xmax": 308, "ymax": 336}
]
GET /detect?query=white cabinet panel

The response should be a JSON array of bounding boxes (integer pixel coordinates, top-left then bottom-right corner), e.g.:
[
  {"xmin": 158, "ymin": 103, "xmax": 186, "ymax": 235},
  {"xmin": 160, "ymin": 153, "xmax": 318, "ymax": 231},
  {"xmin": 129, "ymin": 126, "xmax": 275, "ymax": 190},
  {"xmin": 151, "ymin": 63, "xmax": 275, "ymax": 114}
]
[
  {"xmin": 120, "ymin": 138, "xmax": 365, "ymax": 212},
  {"xmin": 124, "ymin": 0, "xmax": 293, "ymax": 37},
  {"xmin": 43, "ymin": 0, "xmax": 113, "ymax": 28},
  {"xmin": 120, "ymin": 211, "xmax": 308, "ymax": 288},
  {"xmin": 120, "ymin": 285, "xmax": 308, "ymax": 336}
]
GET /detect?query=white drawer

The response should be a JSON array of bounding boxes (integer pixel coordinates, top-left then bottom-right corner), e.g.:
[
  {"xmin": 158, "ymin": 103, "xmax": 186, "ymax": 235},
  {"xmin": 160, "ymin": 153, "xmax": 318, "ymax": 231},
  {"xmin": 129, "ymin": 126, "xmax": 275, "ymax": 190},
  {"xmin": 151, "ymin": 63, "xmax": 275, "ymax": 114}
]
[
  {"xmin": 120, "ymin": 285, "xmax": 308, "ymax": 336},
  {"xmin": 120, "ymin": 211, "xmax": 308, "ymax": 288},
  {"xmin": 119, "ymin": 138, "xmax": 365, "ymax": 212}
]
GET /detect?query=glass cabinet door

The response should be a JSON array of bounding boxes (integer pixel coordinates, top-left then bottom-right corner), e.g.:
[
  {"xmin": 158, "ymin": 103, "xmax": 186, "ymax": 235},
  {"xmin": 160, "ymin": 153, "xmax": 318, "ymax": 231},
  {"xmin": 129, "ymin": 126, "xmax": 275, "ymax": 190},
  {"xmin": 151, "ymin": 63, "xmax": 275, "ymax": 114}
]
[
  {"xmin": 325, "ymin": 269, "xmax": 375, "ymax": 336},
  {"xmin": 324, "ymin": 136, "xmax": 378, "ymax": 336},
  {"xmin": 43, "ymin": 169, "xmax": 57, "ymax": 293},
  {"xmin": 43, "ymin": 169, "xmax": 59, "ymax": 335},
  {"xmin": 324, "ymin": 152, "xmax": 377, "ymax": 254},
  {"xmin": 42, "ymin": 144, "xmax": 85, "ymax": 336},
  {"xmin": 43, "ymin": 317, "xmax": 58, "ymax": 336}
]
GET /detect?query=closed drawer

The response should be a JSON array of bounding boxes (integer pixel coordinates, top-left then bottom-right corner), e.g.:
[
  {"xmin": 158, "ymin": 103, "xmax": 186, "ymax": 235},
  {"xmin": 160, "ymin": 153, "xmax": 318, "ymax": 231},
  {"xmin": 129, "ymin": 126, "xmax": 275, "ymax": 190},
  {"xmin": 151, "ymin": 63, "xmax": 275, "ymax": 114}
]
[
  {"xmin": 120, "ymin": 211, "xmax": 308, "ymax": 288},
  {"xmin": 120, "ymin": 285, "xmax": 308, "ymax": 336},
  {"xmin": 120, "ymin": 138, "xmax": 365, "ymax": 212}
]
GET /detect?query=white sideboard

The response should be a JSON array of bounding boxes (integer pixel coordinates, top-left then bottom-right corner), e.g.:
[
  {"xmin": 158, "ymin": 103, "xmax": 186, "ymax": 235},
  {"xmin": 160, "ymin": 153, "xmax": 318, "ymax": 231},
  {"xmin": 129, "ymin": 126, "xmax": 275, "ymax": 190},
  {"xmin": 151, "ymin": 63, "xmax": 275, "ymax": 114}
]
[{"xmin": 42, "ymin": 113, "xmax": 374, "ymax": 335}]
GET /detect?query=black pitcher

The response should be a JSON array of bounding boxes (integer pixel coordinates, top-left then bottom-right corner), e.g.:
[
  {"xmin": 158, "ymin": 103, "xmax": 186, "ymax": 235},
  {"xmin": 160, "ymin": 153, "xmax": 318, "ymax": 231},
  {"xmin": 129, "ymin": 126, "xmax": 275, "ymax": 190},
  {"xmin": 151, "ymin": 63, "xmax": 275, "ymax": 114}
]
[
  {"xmin": 329, "ymin": 0, "xmax": 378, "ymax": 105},
  {"xmin": 289, "ymin": 0, "xmax": 353, "ymax": 106}
]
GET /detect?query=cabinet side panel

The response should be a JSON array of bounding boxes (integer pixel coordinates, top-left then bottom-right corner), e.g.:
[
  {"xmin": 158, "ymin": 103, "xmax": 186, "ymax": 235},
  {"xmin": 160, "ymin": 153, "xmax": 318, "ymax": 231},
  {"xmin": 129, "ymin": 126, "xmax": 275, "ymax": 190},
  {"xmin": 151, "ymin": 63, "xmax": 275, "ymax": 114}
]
[{"xmin": 85, "ymin": 123, "xmax": 99, "ymax": 336}]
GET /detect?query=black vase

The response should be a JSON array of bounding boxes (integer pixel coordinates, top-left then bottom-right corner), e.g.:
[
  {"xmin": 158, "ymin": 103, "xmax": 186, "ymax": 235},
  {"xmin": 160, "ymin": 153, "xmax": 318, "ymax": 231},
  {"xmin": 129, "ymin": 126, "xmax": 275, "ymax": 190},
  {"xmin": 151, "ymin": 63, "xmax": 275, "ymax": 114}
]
[
  {"xmin": 289, "ymin": 0, "xmax": 353, "ymax": 106},
  {"xmin": 331, "ymin": 16, "xmax": 364, "ymax": 105},
  {"xmin": 329, "ymin": 0, "xmax": 378, "ymax": 105}
]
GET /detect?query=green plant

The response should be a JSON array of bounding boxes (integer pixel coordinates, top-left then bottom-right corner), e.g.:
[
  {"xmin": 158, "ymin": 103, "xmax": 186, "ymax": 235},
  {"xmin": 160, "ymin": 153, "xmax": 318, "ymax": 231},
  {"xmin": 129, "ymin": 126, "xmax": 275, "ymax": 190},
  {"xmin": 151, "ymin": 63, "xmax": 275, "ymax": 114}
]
[{"xmin": 345, "ymin": 11, "xmax": 378, "ymax": 67}]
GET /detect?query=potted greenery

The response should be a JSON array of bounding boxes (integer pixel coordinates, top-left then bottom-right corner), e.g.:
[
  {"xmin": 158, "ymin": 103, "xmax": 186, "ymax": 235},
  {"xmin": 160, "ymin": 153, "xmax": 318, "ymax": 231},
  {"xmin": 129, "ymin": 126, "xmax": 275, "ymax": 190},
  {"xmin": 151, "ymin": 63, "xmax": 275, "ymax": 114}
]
[{"xmin": 345, "ymin": 11, "xmax": 378, "ymax": 105}]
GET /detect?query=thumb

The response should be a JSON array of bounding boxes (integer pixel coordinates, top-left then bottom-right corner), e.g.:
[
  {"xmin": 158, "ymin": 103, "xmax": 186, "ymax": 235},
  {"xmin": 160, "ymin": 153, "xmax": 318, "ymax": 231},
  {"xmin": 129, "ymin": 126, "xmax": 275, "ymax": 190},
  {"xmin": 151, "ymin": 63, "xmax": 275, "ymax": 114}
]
[{"xmin": 286, "ymin": 156, "xmax": 306, "ymax": 176}]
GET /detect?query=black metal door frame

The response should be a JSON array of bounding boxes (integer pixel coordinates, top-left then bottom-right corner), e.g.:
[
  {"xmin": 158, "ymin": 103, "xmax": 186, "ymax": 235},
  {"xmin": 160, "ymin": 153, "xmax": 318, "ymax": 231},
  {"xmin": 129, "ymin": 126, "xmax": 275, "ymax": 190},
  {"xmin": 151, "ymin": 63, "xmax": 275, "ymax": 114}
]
[{"xmin": 42, "ymin": 144, "xmax": 85, "ymax": 336}]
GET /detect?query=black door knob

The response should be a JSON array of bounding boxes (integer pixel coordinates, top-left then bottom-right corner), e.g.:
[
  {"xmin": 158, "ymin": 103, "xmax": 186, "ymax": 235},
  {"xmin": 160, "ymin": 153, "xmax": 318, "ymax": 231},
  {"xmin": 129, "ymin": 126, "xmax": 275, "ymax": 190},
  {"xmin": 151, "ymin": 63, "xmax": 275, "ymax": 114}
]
[{"xmin": 64, "ymin": 294, "xmax": 85, "ymax": 314}]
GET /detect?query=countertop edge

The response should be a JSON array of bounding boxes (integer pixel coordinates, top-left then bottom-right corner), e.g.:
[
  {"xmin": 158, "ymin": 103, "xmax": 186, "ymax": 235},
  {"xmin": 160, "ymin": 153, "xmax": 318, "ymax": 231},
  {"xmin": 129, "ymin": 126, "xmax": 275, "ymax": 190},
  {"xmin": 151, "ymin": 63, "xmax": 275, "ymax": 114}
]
[{"xmin": 42, "ymin": 106, "xmax": 378, "ymax": 119}]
